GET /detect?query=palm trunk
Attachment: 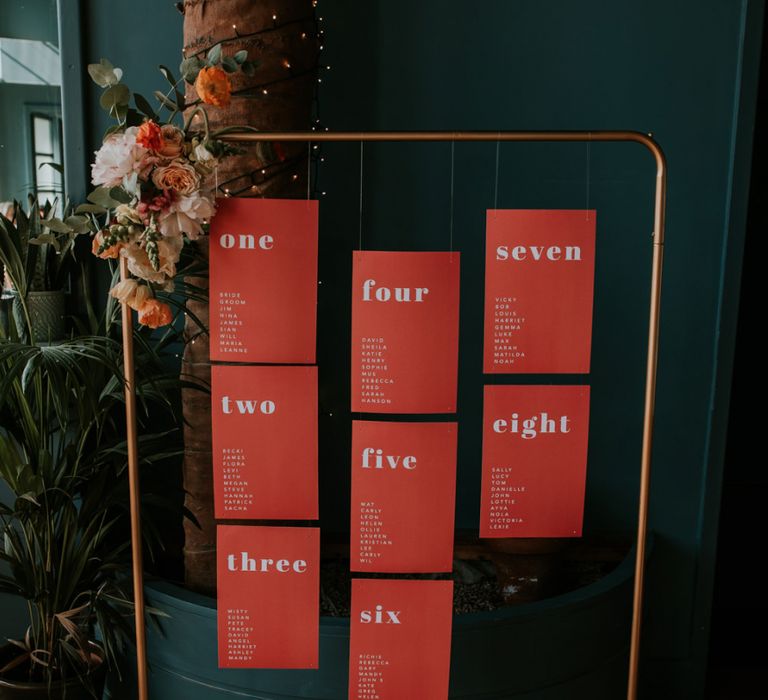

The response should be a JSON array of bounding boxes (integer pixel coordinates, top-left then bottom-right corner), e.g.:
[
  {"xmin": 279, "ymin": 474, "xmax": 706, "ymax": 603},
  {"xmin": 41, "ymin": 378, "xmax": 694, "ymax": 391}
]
[{"xmin": 181, "ymin": 0, "xmax": 318, "ymax": 594}]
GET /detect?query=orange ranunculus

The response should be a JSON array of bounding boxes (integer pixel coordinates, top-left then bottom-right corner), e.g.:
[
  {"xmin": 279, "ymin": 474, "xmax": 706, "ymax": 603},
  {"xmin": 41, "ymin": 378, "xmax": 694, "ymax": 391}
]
[
  {"xmin": 137, "ymin": 298, "xmax": 173, "ymax": 328},
  {"xmin": 92, "ymin": 231, "xmax": 122, "ymax": 259},
  {"xmin": 136, "ymin": 120, "xmax": 165, "ymax": 151},
  {"xmin": 194, "ymin": 66, "xmax": 231, "ymax": 107}
]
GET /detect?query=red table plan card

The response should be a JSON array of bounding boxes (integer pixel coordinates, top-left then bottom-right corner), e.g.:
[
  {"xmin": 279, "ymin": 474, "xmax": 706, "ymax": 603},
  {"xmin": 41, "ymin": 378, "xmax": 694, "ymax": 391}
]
[
  {"xmin": 349, "ymin": 579, "xmax": 453, "ymax": 700},
  {"xmin": 217, "ymin": 525, "xmax": 319, "ymax": 668},
  {"xmin": 351, "ymin": 420, "xmax": 457, "ymax": 573},
  {"xmin": 209, "ymin": 197, "xmax": 318, "ymax": 363},
  {"xmin": 351, "ymin": 251, "xmax": 460, "ymax": 413},
  {"xmin": 484, "ymin": 209, "xmax": 596, "ymax": 373},
  {"xmin": 480, "ymin": 385, "xmax": 590, "ymax": 538},
  {"xmin": 212, "ymin": 365, "xmax": 318, "ymax": 520}
]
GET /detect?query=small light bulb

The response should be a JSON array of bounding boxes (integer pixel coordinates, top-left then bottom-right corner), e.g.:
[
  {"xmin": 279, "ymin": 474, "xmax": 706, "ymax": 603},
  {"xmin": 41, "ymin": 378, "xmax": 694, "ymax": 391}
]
[
  {"xmin": 292, "ymin": 174, "xmax": 299, "ymax": 181},
  {"xmin": 272, "ymin": 13, "xmax": 277, "ymax": 20},
  {"xmin": 261, "ymin": 169, "xmax": 266, "ymax": 175},
  {"xmin": 262, "ymin": 88, "xmax": 268, "ymax": 95}
]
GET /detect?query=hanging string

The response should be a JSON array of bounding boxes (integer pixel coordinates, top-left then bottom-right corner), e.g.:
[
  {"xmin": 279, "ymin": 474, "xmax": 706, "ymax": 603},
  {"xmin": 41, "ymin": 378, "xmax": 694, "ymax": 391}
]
[
  {"xmin": 586, "ymin": 133, "xmax": 592, "ymax": 221},
  {"xmin": 358, "ymin": 141, "xmax": 364, "ymax": 250},
  {"xmin": 449, "ymin": 141, "xmax": 455, "ymax": 253},
  {"xmin": 306, "ymin": 141, "xmax": 311, "ymax": 200},
  {"xmin": 493, "ymin": 137, "xmax": 501, "ymax": 210}
]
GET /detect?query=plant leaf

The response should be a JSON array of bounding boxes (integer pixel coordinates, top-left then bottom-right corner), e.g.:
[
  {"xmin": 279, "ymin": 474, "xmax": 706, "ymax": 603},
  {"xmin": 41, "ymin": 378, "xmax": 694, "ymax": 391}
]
[{"xmin": 206, "ymin": 43, "xmax": 222, "ymax": 66}]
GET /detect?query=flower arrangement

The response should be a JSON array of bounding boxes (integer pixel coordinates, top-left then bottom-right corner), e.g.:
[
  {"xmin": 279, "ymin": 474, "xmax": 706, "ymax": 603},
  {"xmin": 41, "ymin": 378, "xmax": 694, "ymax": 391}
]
[{"xmin": 67, "ymin": 48, "xmax": 256, "ymax": 327}]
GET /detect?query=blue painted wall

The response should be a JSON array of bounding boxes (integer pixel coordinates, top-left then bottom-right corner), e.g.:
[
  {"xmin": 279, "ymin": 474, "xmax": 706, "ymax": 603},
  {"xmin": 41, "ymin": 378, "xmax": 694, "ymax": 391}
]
[{"xmin": 74, "ymin": 0, "xmax": 761, "ymax": 696}]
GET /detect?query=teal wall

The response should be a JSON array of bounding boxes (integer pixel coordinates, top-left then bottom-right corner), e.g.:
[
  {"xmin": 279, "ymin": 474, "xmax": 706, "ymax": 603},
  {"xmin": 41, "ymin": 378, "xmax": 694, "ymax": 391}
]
[{"xmin": 74, "ymin": 1, "xmax": 761, "ymax": 697}]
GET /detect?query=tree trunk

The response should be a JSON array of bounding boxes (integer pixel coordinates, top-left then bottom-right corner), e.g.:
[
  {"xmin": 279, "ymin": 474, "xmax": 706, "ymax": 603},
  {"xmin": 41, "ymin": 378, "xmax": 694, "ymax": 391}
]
[{"xmin": 181, "ymin": 0, "xmax": 318, "ymax": 594}]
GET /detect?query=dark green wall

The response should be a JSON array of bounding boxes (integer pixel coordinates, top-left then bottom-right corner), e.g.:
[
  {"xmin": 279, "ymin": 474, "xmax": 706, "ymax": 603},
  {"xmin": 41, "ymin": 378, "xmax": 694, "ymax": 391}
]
[{"xmin": 78, "ymin": 1, "xmax": 761, "ymax": 696}]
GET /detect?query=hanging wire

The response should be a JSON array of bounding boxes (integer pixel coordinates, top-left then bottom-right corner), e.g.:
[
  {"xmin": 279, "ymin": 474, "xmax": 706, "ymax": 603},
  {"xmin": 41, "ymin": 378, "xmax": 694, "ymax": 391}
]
[
  {"xmin": 586, "ymin": 133, "xmax": 592, "ymax": 220},
  {"xmin": 358, "ymin": 141, "xmax": 364, "ymax": 249},
  {"xmin": 307, "ymin": 141, "xmax": 312, "ymax": 199},
  {"xmin": 493, "ymin": 137, "xmax": 501, "ymax": 210},
  {"xmin": 449, "ymin": 141, "xmax": 455, "ymax": 252}
]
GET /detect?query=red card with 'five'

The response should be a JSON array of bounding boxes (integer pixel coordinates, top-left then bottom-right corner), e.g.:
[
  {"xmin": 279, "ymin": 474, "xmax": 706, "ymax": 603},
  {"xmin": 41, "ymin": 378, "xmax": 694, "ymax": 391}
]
[
  {"xmin": 351, "ymin": 421, "xmax": 457, "ymax": 573},
  {"xmin": 209, "ymin": 197, "xmax": 318, "ymax": 363},
  {"xmin": 480, "ymin": 385, "xmax": 590, "ymax": 538},
  {"xmin": 349, "ymin": 579, "xmax": 453, "ymax": 700},
  {"xmin": 351, "ymin": 251, "xmax": 460, "ymax": 413},
  {"xmin": 212, "ymin": 365, "xmax": 318, "ymax": 520},
  {"xmin": 484, "ymin": 209, "xmax": 596, "ymax": 373},
  {"xmin": 217, "ymin": 525, "xmax": 319, "ymax": 668}
]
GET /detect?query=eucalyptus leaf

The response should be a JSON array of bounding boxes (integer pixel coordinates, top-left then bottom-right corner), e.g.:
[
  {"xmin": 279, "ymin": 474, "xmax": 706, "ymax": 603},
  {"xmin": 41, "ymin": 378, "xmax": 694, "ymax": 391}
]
[
  {"xmin": 87, "ymin": 58, "xmax": 120, "ymax": 88},
  {"xmin": 221, "ymin": 56, "xmax": 238, "ymax": 74},
  {"xmin": 241, "ymin": 60, "xmax": 258, "ymax": 76},
  {"xmin": 207, "ymin": 43, "xmax": 222, "ymax": 66},
  {"xmin": 75, "ymin": 204, "xmax": 107, "ymax": 216},
  {"xmin": 133, "ymin": 93, "xmax": 158, "ymax": 120},
  {"xmin": 87, "ymin": 187, "xmax": 120, "ymax": 209},
  {"xmin": 39, "ymin": 218, "xmax": 71, "ymax": 234},
  {"xmin": 108, "ymin": 187, "xmax": 133, "ymax": 205},
  {"xmin": 153, "ymin": 90, "xmax": 178, "ymax": 112},
  {"xmin": 100, "ymin": 84, "xmax": 131, "ymax": 112},
  {"xmin": 233, "ymin": 50, "xmax": 248, "ymax": 64}
]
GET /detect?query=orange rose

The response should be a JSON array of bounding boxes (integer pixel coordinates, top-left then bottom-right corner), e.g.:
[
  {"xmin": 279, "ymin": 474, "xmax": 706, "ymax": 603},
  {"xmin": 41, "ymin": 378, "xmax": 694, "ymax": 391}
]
[
  {"xmin": 151, "ymin": 160, "xmax": 201, "ymax": 195},
  {"xmin": 194, "ymin": 66, "xmax": 231, "ymax": 107},
  {"xmin": 92, "ymin": 231, "xmax": 122, "ymax": 259},
  {"xmin": 137, "ymin": 298, "xmax": 173, "ymax": 328},
  {"xmin": 136, "ymin": 120, "xmax": 164, "ymax": 151},
  {"xmin": 157, "ymin": 125, "xmax": 185, "ymax": 159}
]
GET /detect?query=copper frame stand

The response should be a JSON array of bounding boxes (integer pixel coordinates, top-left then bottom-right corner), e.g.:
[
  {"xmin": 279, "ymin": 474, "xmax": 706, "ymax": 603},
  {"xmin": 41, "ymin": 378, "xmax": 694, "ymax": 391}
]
[{"xmin": 120, "ymin": 130, "xmax": 665, "ymax": 700}]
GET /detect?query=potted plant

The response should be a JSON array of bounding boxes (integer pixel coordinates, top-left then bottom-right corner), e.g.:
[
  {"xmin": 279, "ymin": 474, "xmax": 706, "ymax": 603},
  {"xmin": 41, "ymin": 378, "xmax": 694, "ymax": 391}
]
[{"xmin": 0, "ymin": 196, "xmax": 88, "ymax": 343}]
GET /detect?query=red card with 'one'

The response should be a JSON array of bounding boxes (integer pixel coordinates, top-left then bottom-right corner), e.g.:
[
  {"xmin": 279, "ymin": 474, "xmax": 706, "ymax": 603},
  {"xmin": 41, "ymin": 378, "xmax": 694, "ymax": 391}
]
[
  {"xmin": 484, "ymin": 209, "xmax": 596, "ymax": 373},
  {"xmin": 349, "ymin": 579, "xmax": 453, "ymax": 700},
  {"xmin": 212, "ymin": 365, "xmax": 318, "ymax": 520},
  {"xmin": 351, "ymin": 251, "xmax": 460, "ymax": 413},
  {"xmin": 209, "ymin": 197, "xmax": 318, "ymax": 363},
  {"xmin": 480, "ymin": 385, "xmax": 590, "ymax": 538},
  {"xmin": 217, "ymin": 525, "xmax": 319, "ymax": 668},
  {"xmin": 351, "ymin": 420, "xmax": 457, "ymax": 573}
]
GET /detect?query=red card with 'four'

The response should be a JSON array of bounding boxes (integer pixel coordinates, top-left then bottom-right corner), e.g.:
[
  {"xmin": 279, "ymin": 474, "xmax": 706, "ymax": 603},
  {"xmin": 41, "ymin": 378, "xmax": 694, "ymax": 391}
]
[
  {"xmin": 484, "ymin": 209, "xmax": 596, "ymax": 373},
  {"xmin": 349, "ymin": 579, "xmax": 453, "ymax": 700},
  {"xmin": 351, "ymin": 421, "xmax": 457, "ymax": 573},
  {"xmin": 480, "ymin": 385, "xmax": 590, "ymax": 538},
  {"xmin": 209, "ymin": 197, "xmax": 318, "ymax": 363},
  {"xmin": 351, "ymin": 251, "xmax": 460, "ymax": 413},
  {"xmin": 212, "ymin": 365, "xmax": 318, "ymax": 520},
  {"xmin": 217, "ymin": 525, "xmax": 319, "ymax": 668}
]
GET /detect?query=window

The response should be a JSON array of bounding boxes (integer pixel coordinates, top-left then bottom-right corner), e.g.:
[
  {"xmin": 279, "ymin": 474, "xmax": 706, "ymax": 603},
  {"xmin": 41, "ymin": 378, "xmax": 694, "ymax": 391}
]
[{"xmin": 29, "ymin": 111, "xmax": 63, "ymax": 206}]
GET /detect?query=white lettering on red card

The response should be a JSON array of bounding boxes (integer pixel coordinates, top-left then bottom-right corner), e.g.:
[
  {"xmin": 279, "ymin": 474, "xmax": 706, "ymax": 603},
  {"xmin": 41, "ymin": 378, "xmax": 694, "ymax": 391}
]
[
  {"xmin": 484, "ymin": 209, "xmax": 596, "ymax": 373},
  {"xmin": 351, "ymin": 421, "xmax": 457, "ymax": 573},
  {"xmin": 349, "ymin": 579, "xmax": 453, "ymax": 700},
  {"xmin": 209, "ymin": 198, "xmax": 318, "ymax": 363},
  {"xmin": 351, "ymin": 251, "xmax": 460, "ymax": 413},
  {"xmin": 212, "ymin": 365, "xmax": 318, "ymax": 520},
  {"xmin": 480, "ymin": 385, "xmax": 590, "ymax": 537},
  {"xmin": 217, "ymin": 525, "xmax": 319, "ymax": 668}
]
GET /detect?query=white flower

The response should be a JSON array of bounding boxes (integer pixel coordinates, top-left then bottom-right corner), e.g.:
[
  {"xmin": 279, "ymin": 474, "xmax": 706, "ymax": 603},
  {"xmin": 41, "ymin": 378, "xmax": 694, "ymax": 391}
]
[
  {"xmin": 121, "ymin": 235, "xmax": 183, "ymax": 284},
  {"xmin": 157, "ymin": 193, "xmax": 215, "ymax": 240},
  {"xmin": 193, "ymin": 143, "xmax": 215, "ymax": 163},
  {"xmin": 91, "ymin": 127, "xmax": 147, "ymax": 188}
]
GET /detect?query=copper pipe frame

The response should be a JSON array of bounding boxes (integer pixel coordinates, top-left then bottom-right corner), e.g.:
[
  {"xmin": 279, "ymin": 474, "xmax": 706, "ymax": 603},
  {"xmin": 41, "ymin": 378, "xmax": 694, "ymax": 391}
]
[
  {"xmin": 120, "ymin": 256, "xmax": 149, "ymax": 700},
  {"xmin": 119, "ymin": 130, "xmax": 665, "ymax": 699}
]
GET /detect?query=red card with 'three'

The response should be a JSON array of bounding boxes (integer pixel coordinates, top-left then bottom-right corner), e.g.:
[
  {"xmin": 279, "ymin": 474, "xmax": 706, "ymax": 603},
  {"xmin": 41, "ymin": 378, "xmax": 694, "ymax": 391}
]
[
  {"xmin": 484, "ymin": 209, "xmax": 596, "ymax": 373},
  {"xmin": 348, "ymin": 578, "xmax": 454, "ymax": 700},
  {"xmin": 209, "ymin": 197, "xmax": 318, "ymax": 363},
  {"xmin": 211, "ymin": 364, "xmax": 318, "ymax": 520},
  {"xmin": 480, "ymin": 384, "xmax": 590, "ymax": 538},
  {"xmin": 351, "ymin": 420, "xmax": 457, "ymax": 573},
  {"xmin": 351, "ymin": 251, "xmax": 460, "ymax": 414},
  {"xmin": 217, "ymin": 525, "xmax": 319, "ymax": 669}
]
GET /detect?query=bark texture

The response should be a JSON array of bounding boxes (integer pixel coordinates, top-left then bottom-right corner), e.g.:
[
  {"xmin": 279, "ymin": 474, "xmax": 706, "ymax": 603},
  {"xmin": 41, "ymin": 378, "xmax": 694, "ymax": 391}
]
[{"xmin": 181, "ymin": 0, "xmax": 318, "ymax": 594}]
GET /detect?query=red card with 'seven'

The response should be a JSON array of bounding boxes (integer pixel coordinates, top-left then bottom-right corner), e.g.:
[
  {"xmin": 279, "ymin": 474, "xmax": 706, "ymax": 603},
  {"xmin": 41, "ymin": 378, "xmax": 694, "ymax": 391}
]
[
  {"xmin": 349, "ymin": 579, "xmax": 453, "ymax": 700},
  {"xmin": 212, "ymin": 365, "xmax": 318, "ymax": 520},
  {"xmin": 484, "ymin": 209, "xmax": 596, "ymax": 373},
  {"xmin": 351, "ymin": 421, "xmax": 457, "ymax": 573},
  {"xmin": 480, "ymin": 385, "xmax": 590, "ymax": 538},
  {"xmin": 209, "ymin": 197, "xmax": 318, "ymax": 363},
  {"xmin": 217, "ymin": 525, "xmax": 319, "ymax": 668},
  {"xmin": 351, "ymin": 251, "xmax": 460, "ymax": 413}
]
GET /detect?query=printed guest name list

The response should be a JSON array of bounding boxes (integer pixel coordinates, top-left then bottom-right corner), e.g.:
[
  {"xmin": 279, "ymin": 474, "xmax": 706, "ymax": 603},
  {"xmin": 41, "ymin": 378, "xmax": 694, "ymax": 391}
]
[
  {"xmin": 484, "ymin": 209, "xmax": 596, "ymax": 374},
  {"xmin": 209, "ymin": 197, "xmax": 318, "ymax": 363},
  {"xmin": 480, "ymin": 385, "xmax": 590, "ymax": 538},
  {"xmin": 351, "ymin": 421, "xmax": 457, "ymax": 573},
  {"xmin": 351, "ymin": 251, "xmax": 460, "ymax": 414},
  {"xmin": 217, "ymin": 525, "xmax": 319, "ymax": 669},
  {"xmin": 211, "ymin": 365, "xmax": 318, "ymax": 520},
  {"xmin": 349, "ymin": 579, "xmax": 453, "ymax": 700}
]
